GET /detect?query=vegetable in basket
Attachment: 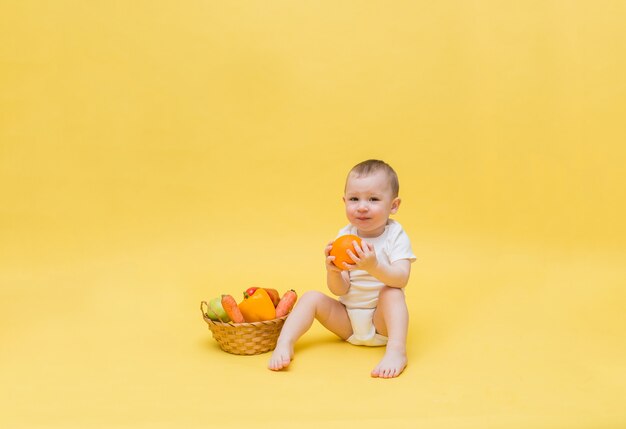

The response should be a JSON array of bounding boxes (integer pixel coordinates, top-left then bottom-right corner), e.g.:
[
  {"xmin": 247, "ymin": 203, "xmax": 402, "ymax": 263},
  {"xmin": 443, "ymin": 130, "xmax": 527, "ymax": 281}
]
[
  {"xmin": 221, "ymin": 295, "xmax": 245, "ymax": 323},
  {"xmin": 238, "ymin": 288, "xmax": 276, "ymax": 322},
  {"xmin": 275, "ymin": 289, "xmax": 298, "ymax": 317},
  {"xmin": 244, "ymin": 287, "xmax": 280, "ymax": 307}
]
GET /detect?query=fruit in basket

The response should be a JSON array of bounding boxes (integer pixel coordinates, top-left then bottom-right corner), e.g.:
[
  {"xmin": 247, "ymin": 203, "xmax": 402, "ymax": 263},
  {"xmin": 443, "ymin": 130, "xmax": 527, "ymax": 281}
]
[
  {"xmin": 221, "ymin": 294, "xmax": 245, "ymax": 323},
  {"xmin": 206, "ymin": 296, "xmax": 230, "ymax": 322},
  {"xmin": 330, "ymin": 234, "xmax": 362, "ymax": 269},
  {"xmin": 238, "ymin": 288, "xmax": 276, "ymax": 322},
  {"xmin": 276, "ymin": 289, "xmax": 298, "ymax": 317}
]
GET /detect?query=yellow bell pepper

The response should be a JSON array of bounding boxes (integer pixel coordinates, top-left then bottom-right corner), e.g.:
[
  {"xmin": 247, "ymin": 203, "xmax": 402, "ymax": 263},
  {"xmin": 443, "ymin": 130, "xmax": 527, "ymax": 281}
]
[{"xmin": 238, "ymin": 288, "xmax": 276, "ymax": 322}]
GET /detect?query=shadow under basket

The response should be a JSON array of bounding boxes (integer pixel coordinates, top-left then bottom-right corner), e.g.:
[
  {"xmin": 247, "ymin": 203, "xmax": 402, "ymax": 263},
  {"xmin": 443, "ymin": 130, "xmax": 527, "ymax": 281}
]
[{"xmin": 201, "ymin": 301, "xmax": 288, "ymax": 355}]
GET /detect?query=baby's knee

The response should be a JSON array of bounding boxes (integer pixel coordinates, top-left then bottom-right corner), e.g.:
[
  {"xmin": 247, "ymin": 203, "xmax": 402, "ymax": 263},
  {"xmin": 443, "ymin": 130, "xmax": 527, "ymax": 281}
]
[
  {"xmin": 294, "ymin": 290, "xmax": 327, "ymax": 313},
  {"xmin": 299, "ymin": 290, "xmax": 325, "ymax": 305}
]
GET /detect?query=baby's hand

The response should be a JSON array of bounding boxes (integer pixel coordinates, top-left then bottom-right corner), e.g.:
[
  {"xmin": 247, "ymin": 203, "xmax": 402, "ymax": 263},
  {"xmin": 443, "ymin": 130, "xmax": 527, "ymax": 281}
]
[
  {"xmin": 324, "ymin": 241, "xmax": 342, "ymax": 273},
  {"xmin": 346, "ymin": 240, "xmax": 378, "ymax": 272}
]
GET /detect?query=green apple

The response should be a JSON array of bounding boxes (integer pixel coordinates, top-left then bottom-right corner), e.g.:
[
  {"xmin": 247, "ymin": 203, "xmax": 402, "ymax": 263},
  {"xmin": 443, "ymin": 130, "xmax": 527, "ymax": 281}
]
[{"xmin": 206, "ymin": 296, "xmax": 230, "ymax": 322}]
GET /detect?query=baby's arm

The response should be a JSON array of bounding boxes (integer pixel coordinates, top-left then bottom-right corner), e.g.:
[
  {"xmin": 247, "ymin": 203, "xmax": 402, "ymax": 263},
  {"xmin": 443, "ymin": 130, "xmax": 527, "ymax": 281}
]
[
  {"xmin": 325, "ymin": 241, "xmax": 351, "ymax": 296},
  {"xmin": 364, "ymin": 258, "xmax": 411, "ymax": 288},
  {"xmin": 347, "ymin": 241, "xmax": 411, "ymax": 288}
]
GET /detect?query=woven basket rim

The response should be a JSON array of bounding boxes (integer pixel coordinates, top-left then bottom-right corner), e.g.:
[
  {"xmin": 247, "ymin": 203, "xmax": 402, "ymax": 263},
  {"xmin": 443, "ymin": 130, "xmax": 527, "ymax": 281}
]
[{"xmin": 202, "ymin": 314, "xmax": 288, "ymax": 327}]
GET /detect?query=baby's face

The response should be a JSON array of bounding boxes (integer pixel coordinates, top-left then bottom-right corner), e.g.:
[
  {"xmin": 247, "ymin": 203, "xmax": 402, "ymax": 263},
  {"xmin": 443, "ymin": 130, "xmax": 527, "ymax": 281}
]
[{"xmin": 343, "ymin": 170, "xmax": 400, "ymax": 238}]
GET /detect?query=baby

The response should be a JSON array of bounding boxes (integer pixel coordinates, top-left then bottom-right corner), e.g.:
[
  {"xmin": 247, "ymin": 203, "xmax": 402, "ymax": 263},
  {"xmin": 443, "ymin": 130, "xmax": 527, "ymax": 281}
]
[{"xmin": 269, "ymin": 159, "xmax": 416, "ymax": 378}]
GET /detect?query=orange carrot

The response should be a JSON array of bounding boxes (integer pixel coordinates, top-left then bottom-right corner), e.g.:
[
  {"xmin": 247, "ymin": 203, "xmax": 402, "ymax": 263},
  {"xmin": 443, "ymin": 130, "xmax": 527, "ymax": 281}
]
[
  {"xmin": 275, "ymin": 290, "xmax": 297, "ymax": 317},
  {"xmin": 221, "ymin": 294, "xmax": 245, "ymax": 323}
]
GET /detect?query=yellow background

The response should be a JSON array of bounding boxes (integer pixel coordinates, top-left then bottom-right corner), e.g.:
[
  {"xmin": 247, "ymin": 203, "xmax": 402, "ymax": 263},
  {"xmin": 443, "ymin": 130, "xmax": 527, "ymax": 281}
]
[{"xmin": 1, "ymin": 1, "xmax": 625, "ymax": 428}]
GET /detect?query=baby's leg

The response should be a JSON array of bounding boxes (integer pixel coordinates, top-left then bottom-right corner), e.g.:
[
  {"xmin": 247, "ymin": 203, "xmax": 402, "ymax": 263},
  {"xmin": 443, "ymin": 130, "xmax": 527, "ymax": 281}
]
[
  {"xmin": 269, "ymin": 291, "xmax": 352, "ymax": 371},
  {"xmin": 371, "ymin": 286, "xmax": 408, "ymax": 378}
]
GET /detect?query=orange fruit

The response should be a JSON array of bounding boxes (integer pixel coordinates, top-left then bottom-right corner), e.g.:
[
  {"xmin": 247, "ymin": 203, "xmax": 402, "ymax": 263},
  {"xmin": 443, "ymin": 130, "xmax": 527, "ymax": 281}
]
[{"xmin": 330, "ymin": 234, "xmax": 362, "ymax": 270}]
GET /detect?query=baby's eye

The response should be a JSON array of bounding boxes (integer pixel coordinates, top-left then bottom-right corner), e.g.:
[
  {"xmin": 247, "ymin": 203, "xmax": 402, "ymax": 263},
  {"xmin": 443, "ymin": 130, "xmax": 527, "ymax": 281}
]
[
  {"xmin": 369, "ymin": 197, "xmax": 380, "ymax": 202},
  {"xmin": 349, "ymin": 197, "xmax": 359, "ymax": 201}
]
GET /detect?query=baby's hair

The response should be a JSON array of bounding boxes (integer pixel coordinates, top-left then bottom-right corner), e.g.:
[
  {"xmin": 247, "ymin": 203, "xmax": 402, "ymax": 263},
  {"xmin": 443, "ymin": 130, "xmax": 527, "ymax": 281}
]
[{"xmin": 347, "ymin": 159, "xmax": 399, "ymax": 198}]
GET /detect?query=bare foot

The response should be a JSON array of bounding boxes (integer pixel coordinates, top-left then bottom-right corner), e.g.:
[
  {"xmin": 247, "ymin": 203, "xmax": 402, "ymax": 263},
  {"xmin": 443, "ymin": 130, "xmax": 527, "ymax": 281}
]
[
  {"xmin": 371, "ymin": 344, "xmax": 407, "ymax": 378},
  {"xmin": 268, "ymin": 342, "xmax": 294, "ymax": 371}
]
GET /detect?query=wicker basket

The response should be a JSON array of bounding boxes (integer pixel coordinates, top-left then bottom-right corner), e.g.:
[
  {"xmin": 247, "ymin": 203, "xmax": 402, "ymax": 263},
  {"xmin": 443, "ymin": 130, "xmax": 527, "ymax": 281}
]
[{"xmin": 201, "ymin": 301, "xmax": 287, "ymax": 355}]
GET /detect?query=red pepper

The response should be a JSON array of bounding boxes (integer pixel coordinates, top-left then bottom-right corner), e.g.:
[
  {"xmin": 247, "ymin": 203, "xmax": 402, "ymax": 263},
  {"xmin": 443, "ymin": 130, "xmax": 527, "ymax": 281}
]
[{"xmin": 244, "ymin": 287, "xmax": 259, "ymax": 299}]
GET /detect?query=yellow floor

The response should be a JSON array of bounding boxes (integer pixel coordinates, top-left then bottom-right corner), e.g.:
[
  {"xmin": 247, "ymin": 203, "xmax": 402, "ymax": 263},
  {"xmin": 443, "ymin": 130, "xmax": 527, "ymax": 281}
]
[
  {"xmin": 2, "ymin": 230, "xmax": 625, "ymax": 428},
  {"xmin": 2, "ymin": 2, "xmax": 626, "ymax": 428}
]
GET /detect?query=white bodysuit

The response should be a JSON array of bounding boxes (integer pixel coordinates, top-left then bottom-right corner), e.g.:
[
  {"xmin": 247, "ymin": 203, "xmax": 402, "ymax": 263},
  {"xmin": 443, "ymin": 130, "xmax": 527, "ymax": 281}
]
[{"xmin": 337, "ymin": 220, "xmax": 416, "ymax": 346}]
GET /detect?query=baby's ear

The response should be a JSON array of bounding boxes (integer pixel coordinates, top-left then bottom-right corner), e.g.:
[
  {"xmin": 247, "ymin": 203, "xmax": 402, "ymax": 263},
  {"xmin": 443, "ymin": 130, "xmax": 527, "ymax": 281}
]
[{"xmin": 391, "ymin": 197, "xmax": 401, "ymax": 214}]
